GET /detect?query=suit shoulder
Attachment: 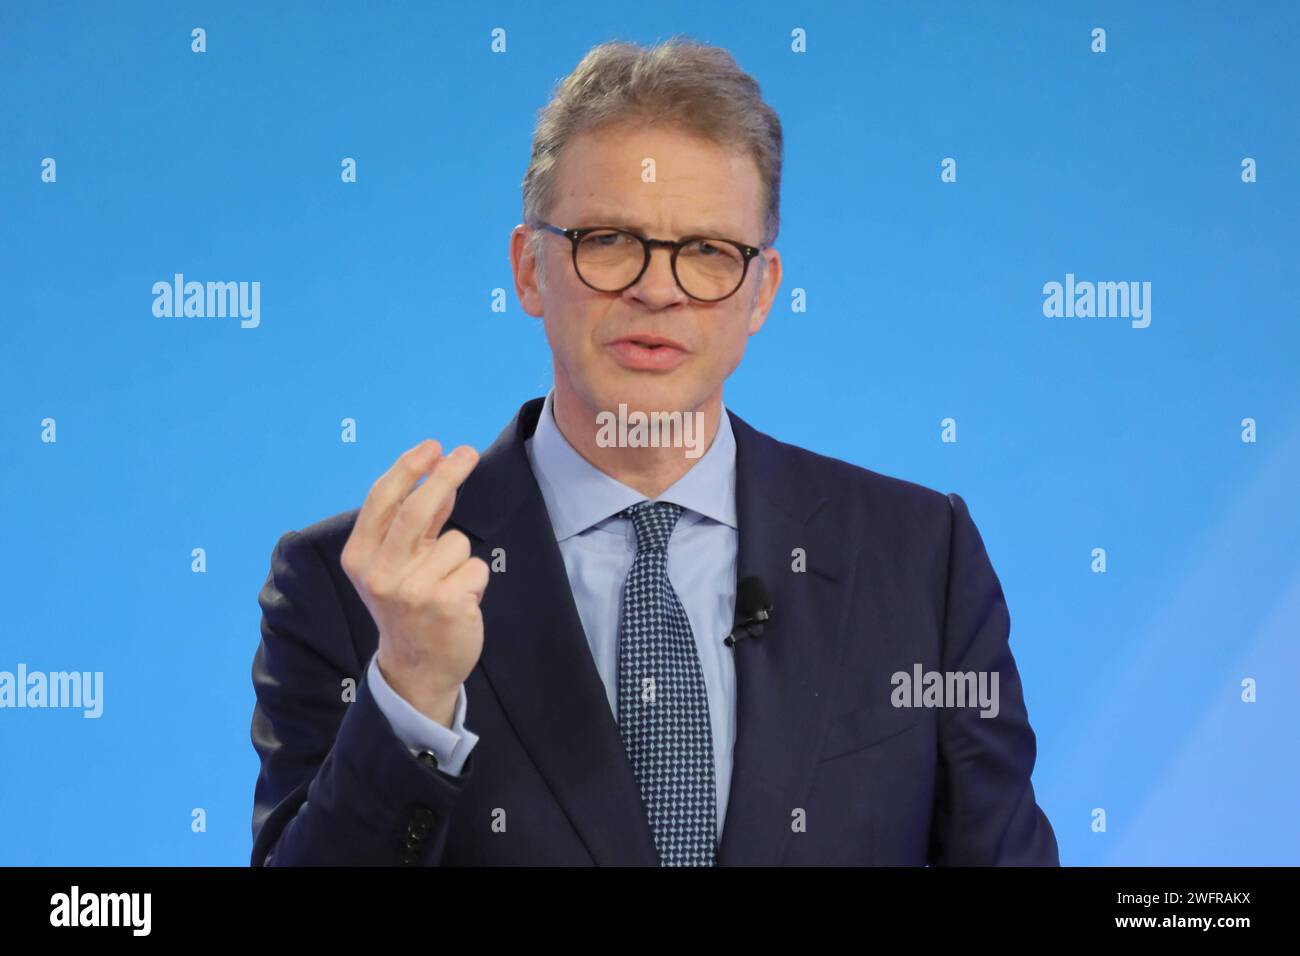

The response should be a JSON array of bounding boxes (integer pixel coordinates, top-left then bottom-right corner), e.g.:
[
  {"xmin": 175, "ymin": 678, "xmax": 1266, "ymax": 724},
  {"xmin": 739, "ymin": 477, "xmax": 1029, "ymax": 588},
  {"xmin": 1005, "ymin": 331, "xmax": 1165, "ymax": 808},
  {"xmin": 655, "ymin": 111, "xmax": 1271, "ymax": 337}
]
[
  {"xmin": 271, "ymin": 507, "xmax": 360, "ymax": 565},
  {"xmin": 768, "ymin": 433, "xmax": 953, "ymax": 524}
]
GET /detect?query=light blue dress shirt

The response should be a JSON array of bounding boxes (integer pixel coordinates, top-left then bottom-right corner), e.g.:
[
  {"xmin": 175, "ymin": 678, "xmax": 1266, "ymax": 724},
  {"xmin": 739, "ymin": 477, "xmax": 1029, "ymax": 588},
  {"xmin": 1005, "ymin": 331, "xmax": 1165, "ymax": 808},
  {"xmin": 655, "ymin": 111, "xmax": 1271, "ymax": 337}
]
[{"xmin": 369, "ymin": 389, "xmax": 739, "ymax": 835}]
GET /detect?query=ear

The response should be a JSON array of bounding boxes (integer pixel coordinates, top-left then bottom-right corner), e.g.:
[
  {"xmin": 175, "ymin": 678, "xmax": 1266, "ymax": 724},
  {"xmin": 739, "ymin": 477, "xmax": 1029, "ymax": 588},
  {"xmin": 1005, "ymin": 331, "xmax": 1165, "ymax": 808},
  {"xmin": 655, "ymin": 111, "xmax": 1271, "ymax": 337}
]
[
  {"xmin": 510, "ymin": 224, "xmax": 546, "ymax": 318},
  {"xmin": 746, "ymin": 247, "xmax": 782, "ymax": 335}
]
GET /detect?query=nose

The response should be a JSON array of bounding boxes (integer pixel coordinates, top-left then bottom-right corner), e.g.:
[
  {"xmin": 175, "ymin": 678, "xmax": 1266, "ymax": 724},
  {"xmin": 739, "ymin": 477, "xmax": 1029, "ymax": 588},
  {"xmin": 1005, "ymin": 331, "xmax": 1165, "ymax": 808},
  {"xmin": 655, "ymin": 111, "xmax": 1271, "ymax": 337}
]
[{"xmin": 624, "ymin": 244, "xmax": 688, "ymax": 306}]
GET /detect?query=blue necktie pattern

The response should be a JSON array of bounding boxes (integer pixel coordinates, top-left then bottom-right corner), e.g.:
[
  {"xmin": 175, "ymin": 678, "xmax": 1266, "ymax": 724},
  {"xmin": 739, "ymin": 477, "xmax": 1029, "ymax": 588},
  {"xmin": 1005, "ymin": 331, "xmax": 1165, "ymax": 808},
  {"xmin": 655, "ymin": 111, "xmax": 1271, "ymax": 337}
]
[{"xmin": 616, "ymin": 500, "xmax": 718, "ymax": 866}]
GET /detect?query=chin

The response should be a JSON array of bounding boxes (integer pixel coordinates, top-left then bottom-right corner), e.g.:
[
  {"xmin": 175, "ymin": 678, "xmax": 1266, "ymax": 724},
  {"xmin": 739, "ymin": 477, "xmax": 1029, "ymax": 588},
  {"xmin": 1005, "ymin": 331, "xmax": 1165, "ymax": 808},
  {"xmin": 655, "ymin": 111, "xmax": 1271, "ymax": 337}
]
[{"xmin": 589, "ymin": 374, "xmax": 705, "ymax": 417}]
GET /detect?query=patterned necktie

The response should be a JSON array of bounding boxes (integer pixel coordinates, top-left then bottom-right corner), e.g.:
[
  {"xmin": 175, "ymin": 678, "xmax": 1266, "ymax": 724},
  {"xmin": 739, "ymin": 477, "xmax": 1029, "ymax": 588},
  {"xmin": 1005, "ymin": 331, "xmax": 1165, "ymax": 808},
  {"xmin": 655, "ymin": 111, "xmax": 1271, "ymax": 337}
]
[{"xmin": 616, "ymin": 500, "xmax": 718, "ymax": 867}]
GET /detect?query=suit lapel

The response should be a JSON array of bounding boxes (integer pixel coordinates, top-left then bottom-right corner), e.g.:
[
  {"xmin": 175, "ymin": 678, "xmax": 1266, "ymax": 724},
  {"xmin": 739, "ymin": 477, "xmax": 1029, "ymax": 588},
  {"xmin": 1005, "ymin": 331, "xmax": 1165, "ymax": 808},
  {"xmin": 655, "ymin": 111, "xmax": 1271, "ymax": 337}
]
[
  {"xmin": 449, "ymin": 398, "xmax": 658, "ymax": 865},
  {"xmin": 716, "ymin": 411, "xmax": 855, "ymax": 866}
]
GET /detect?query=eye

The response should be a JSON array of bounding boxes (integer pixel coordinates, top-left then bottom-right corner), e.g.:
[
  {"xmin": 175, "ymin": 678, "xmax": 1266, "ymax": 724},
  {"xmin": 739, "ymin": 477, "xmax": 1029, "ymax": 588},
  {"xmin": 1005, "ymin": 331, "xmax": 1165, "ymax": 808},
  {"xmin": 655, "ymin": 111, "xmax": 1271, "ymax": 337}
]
[
  {"xmin": 683, "ymin": 239, "xmax": 741, "ymax": 263},
  {"xmin": 580, "ymin": 229, "xmax": 635, "ymax": 249}
]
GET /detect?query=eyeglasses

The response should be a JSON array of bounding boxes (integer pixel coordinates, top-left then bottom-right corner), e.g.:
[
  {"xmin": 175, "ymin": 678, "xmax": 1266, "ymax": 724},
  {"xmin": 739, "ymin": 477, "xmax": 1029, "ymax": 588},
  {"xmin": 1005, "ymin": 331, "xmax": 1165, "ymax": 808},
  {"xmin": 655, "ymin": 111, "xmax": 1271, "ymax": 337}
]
[{"xmin": 530, "ymin": 219, "xmax": 765, "ymax": 303}]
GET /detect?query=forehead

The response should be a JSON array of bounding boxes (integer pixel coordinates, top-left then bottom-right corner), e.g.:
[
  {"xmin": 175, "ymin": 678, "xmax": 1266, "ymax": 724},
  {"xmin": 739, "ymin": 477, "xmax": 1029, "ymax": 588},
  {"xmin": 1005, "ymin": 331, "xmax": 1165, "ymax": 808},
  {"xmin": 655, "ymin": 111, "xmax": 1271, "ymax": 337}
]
[{"xmin": 550, "ymin": 122, "xmax": 763, "ymax": 238}]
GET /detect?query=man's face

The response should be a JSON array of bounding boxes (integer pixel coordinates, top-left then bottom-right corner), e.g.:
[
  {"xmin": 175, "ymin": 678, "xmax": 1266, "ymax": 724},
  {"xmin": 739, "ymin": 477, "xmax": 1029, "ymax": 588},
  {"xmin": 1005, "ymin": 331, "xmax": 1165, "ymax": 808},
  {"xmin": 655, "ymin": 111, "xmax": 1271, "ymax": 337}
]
[{"xmin": 512, "ymin": 122, "xmax": 782, "ymax": 427}]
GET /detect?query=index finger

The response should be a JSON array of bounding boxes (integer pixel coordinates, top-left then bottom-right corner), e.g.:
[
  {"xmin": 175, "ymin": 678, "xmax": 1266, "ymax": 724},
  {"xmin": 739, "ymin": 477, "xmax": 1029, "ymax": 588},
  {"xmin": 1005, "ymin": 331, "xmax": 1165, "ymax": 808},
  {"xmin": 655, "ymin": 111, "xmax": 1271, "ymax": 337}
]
[
  {"xmin": 350, "ymin": 440, "xmax": 443, "ymax": 557},
  {"xmin": 384, "ymin": 444, "xmax": 481, "ymax": 555}
]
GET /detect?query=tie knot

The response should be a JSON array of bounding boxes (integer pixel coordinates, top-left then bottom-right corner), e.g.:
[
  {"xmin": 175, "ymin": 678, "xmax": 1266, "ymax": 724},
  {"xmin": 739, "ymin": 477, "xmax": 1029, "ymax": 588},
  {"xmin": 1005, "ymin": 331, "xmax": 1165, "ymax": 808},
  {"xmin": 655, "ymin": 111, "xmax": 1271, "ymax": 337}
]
[{"xmin": 622, "ymin": 500, "xmax": 682, "ymax": 553}]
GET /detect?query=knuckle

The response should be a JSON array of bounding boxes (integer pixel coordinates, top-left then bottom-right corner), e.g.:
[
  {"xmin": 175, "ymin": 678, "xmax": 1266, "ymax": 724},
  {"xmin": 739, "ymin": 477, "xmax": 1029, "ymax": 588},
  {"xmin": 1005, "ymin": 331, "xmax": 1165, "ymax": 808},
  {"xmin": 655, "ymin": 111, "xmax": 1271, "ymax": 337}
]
[
  {"xmin": 424, "ymin": 473, "xmax": 453, "ymax": 502},
  {"xmin": 390, "ymin": 500, "xmax": 417, "ymax": 527},
  {"xmin": 401, "ymin": 454, "xmax": 423, "ymax": 475},
  {"xmin": 364, "ymin": 571, "xmax": 394, "ymax": 599},
  {"xmin": 440, "ymin": 528, "xmax": 471, "ymax": 553},
  {"xmin": 394, "ymin": 576, "xmax": 425, "ymax": 605},
  {"xmin": 427, "ymin": 580, "xmax": 454, "ymax": 608}
]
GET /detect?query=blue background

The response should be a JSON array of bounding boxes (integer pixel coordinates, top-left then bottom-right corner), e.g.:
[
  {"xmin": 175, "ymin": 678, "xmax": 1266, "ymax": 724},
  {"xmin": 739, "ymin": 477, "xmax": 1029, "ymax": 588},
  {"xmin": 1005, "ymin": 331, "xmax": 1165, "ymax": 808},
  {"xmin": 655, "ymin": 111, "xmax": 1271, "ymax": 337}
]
[{"xmin": 1, "ymin": 1, "xmax": 1296, "ymax": 865}]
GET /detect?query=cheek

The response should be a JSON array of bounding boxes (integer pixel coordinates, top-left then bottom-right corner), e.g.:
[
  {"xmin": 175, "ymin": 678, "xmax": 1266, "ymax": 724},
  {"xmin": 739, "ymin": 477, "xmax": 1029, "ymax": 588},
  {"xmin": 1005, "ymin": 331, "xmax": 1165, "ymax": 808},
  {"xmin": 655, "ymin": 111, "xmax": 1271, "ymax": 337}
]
[
  {"xmin": 541, "ymin": 315, "xmax": 576, "ymax": 369},
  {"xmin": 544, "ymin": 305, "xmax": 603, "ymax": 371},
  {"xmin": 710, "ymin": 313, "xmax": 751, "ymax": 365}
]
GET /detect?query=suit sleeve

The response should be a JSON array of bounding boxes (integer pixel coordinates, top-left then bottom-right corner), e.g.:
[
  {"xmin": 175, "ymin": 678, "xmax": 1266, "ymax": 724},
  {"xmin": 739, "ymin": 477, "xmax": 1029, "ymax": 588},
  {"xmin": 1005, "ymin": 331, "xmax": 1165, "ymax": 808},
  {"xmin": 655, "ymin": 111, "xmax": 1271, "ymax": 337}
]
[
  {"xmin": 927, "ymin": 493, "xmax": 1059, "ymax": 865},
  {"xmin": 250, "ymin": 529, "xmax": 473, "ymax": 866},
  {"xmin": 367, "ymin": 654, "xmax": 479, "ymax": 775}
]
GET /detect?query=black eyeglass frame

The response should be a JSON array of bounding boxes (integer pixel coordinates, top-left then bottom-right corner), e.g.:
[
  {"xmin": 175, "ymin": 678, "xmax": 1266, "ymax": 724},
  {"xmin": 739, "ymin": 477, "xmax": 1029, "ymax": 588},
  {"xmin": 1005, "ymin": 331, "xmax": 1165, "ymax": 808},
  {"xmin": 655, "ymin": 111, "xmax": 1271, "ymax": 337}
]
[{"xmin": 530, "ymin": 219, "xmax": 766, "ymax": 303}]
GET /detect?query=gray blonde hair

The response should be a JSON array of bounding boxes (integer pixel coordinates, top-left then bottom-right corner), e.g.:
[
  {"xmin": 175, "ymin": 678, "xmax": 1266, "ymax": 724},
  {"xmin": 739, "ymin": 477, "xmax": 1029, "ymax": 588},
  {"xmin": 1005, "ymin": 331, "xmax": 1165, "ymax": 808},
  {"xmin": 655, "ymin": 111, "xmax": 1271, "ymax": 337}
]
[{"xmin": 521, "ymin": 36, "xmax": 783, "ymax": 287}]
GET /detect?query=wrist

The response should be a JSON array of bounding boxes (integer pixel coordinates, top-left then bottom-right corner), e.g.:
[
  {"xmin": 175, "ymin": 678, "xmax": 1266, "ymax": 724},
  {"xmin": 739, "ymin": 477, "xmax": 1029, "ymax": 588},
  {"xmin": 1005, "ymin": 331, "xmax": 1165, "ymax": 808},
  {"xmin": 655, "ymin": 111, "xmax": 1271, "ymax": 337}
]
[{"xmin": 375, "ymin": 654, "xmax": 460, "ymax": 727}]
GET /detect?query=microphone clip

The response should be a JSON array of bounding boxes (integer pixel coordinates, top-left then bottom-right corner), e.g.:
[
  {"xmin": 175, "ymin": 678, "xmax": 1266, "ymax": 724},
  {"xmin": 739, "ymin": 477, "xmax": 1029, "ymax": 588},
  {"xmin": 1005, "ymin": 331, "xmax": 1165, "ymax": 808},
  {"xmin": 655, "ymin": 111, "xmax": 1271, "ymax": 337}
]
[{"xmin": 724, "ymin": 606, "xmax": 770, "ymax": 648}]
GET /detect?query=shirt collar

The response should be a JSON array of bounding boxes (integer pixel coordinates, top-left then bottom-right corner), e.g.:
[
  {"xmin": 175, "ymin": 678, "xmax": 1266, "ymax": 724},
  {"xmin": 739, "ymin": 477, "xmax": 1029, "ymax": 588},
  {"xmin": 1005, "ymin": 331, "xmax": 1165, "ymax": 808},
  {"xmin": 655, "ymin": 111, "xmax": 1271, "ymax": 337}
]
[{"xmin": 524, "ymin": 388, "xmax": 737, "ymax": 542}]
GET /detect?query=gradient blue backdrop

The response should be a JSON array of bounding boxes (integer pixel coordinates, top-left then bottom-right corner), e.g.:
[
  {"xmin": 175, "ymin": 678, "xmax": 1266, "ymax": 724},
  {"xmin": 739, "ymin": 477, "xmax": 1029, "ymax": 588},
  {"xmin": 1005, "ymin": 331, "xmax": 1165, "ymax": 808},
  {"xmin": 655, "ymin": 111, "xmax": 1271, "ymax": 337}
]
[{"xmin": 2, "ymin": 1, "xmax": 1297, "ymax": 865}]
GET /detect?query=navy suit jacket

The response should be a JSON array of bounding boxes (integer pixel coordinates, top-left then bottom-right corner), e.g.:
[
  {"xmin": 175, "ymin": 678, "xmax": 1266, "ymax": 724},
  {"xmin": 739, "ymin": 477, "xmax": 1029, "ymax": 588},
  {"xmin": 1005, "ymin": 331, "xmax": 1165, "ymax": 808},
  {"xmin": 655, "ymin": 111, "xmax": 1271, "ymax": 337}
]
[{"xmin": 250, "ymin": 396, "xmax": 1059, "ymax": 865}]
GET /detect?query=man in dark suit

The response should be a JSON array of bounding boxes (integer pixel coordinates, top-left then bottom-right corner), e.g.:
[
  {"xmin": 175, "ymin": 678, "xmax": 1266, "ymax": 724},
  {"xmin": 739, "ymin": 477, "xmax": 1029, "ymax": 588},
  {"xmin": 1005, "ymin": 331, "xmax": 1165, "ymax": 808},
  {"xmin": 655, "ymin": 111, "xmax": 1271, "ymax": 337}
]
[{"xmin": 250, "ymin": 37, "xmax": 1058, "ymax": 866}]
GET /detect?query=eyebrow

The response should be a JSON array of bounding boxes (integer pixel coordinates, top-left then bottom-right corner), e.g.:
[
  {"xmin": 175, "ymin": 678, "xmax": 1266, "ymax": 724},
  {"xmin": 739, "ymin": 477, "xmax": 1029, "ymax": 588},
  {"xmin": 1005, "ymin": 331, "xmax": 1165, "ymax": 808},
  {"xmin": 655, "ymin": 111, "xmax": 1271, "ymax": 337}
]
[{"xmin": 571, "ymin": 213, "xmax": 743, "ymax": 239}]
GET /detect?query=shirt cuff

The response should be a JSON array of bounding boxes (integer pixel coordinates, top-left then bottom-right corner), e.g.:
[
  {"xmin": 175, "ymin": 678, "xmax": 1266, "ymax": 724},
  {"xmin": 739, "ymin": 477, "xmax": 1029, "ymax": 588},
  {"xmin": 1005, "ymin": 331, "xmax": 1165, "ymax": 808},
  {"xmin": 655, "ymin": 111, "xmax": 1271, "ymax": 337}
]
[{"xmin": 366, "ymin": 651, "xmax": 479, "ymax": 776}]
